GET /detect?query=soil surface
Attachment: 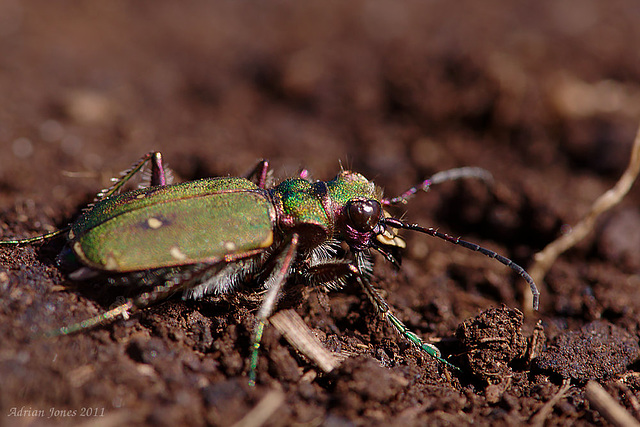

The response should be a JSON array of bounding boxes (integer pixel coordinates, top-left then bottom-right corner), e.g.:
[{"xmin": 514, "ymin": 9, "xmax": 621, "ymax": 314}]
[{"xmin": 2, "ymin": 1, "xmax": 640, "ymax": 426}]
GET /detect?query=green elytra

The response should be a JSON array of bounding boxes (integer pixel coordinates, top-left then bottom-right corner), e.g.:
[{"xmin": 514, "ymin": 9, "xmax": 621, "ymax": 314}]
[
  {"xmin": 0, "ymin": 152, "xmax": 540, "ymax": 384},
  {"xmin": 71, "ymin": 179, "xmax": 275, "ymax": 271}
]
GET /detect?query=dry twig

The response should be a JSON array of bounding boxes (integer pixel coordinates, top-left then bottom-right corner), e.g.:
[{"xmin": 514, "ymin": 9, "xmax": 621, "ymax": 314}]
[
  {"xmin": 529, "ymin": 378, "xmax": 572, "ymax": 427},
  {"xmin": 230, "ymin": 389, "xmax": 285, "ymax": 427},
  {"xmin": 585, "ymin": 381, "xmax": 640, "ymax": 427},
  {"xmin": 528, "ymin": 123, "xmax": 640, "ymax": 308},
  {"xmin": 270, "ymin": 309, "xmax": 343, "ymax": 373}
]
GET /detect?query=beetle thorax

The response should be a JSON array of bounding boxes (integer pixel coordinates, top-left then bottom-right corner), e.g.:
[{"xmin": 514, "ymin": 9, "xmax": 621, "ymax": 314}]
[
  {"xmin": 270, "ymin": 178, "xmax": 334, "ymax": 250},
  {"xmin": 270, "ymin": 172, "xmax": 384, "ymax": 252}
]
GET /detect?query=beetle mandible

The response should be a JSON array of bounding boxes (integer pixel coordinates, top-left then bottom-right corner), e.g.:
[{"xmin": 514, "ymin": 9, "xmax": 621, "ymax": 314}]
[{"xmin": 0, "ymin": 152, "xmax": 539, "ymax": 383}]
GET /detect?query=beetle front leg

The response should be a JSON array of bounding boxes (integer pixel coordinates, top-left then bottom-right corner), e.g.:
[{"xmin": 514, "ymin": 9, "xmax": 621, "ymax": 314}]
[
  {"xmin": 307, "ymin": 260, "xmax": 459, "ymax": 371},
  {"xmin": 355, "ymin": 274, "xmax": 459, "ymax": 371}
]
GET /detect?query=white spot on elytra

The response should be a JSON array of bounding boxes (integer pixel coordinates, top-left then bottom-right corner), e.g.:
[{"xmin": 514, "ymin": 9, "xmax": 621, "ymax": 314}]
[
  {"xmin": 104, "ymin": 254, "xmax": 119, "ymax": 270},
  {"xmin": 147, "ymin": 217, "xmax": 162, "ymax": 229},
  {"xmin": 223, "ymin": 241, "xmax": 237, "ymax": 252},
  {"xmin": 170, "ymin": 246, "xmax": 187, "ymax": 260}
]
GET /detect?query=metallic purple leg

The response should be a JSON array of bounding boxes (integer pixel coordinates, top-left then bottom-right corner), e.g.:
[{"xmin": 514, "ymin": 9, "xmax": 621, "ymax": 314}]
[
  {"xmin": 245, "ymin": 159, "xmax": 270, "ymax": 189},
  {"xmin": 150, "ymin": 152, "xmax": 167, "ymax": 186}
]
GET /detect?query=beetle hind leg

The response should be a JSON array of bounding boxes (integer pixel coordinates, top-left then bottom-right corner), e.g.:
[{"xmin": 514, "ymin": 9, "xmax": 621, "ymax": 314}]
[
  {"xmin": 0, "ymin": 228, "xmax": 67, "ymax": 246},
  {"xmin": 148, "ymin": 152, "xmax": 169, "ymax": 186},
  {"xmin": 138, "ymin": 151, "xmax": 174, "ymax": 188},
  {"xmin": 44, "ymin": 265, "xmax": 204, "ymax": 338},
  {"xmin": 45, "ymin": 300, "xmax": 135, "ymax": 337},
  {"xmin": 93, "ymin": 151, "xmax": 170, "ymax": 203},
  {"xmin": 1, "ymin": 152, "xmax": 171, "ymax": 245}
]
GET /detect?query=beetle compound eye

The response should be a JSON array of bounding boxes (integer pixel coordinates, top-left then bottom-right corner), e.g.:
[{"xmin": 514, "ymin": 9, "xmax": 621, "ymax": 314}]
[{"xmin": 346, "ymin": 200, "xmax": 382, "ymax": 232}]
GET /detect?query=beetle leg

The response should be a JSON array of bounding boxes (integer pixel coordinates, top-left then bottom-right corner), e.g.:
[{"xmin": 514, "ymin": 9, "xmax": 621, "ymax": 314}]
[
  {"xmin": 306, "ymin": 260, "xmax": 355, "ymax": 288},
  {"xmin": 1, "ymin": 152, "xmax": 170, "ymax": 245},
  {"xmin": 45, "ymin": 275, "xmax": 183, "ymax": 337},
  {"xmin": 382, "ymin": 166, "xmax": 494, "ymax": 206},
  {"xmin": 355, "ymin": 274, "xmax": 460, "ymax": 371},
  {"xmin": 0, "ymin": 228, "xmax": 67, "ymax": 245},
  {"xmin": 149, "ymin": 151, "xmax": 168, "ymax": 186},
  {"xmin": 306, "ymin": 259, "xmax": 459, "ymax": 371},
  {"xmin": 95, "ymin": 151, "xmax": 164, "ymax": 201},
  {"xmin": 298, "ymin": 168, "xmax": 310, "ymax": 180},
  {"xmin": 140, "ymin": 151, "xmax": 174, "ymax": 188},
  {"xmin": 45, "ymin": 265, "xmax": 208, "ymax": 338},
  {"xmin": 132, "ymin": 274, "xmax": 194, "ymax": 308},
  {"xmin": 244, "ymin": 159, "xmax": 271, "ymax": 189},
  {"xmin": 249, "ymin": 233, "xmax": 299, "ymax": 385},
  {"xmin": 45, "ymin": 300, "xmax": 135, "ymax": 337}
]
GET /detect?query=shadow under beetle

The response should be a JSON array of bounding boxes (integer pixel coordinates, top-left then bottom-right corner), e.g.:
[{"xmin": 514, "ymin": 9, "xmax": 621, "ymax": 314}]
[{"xmin": 0, "ymin": 152, "xmax": 539, "ymax": 384}]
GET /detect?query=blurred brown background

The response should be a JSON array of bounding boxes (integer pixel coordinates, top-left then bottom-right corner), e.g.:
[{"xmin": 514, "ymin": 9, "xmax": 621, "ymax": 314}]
[{"xmin": 1, "ymin": 1, "xmax": 640, "ymax": 425}]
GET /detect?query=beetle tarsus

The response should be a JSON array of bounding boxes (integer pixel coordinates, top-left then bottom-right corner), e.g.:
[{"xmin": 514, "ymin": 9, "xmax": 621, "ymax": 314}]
[{"xmin": 0, "ymin": 228, "xmax": 68, "ymax": 246}]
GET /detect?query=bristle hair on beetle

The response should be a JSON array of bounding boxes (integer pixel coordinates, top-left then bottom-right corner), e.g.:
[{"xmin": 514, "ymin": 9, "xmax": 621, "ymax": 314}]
[{"xmin": 0, "ymin": 152, "xmax": 539, "ymax": 383}]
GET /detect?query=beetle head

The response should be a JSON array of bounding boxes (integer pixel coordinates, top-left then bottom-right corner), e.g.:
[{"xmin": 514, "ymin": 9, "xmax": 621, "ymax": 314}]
[
  {"xmin": 342, "ymin": 198, "xmax": 383, "ymax": 250},
  {"xmin": 341, "ymin": 197, "xmax": 406, "ymax": 267}
]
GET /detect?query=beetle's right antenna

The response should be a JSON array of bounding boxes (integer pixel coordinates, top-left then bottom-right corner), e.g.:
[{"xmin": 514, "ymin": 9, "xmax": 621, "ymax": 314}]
[{"xmin": 383, "ymin": 217, "xmax": 540, "ymax": 310}]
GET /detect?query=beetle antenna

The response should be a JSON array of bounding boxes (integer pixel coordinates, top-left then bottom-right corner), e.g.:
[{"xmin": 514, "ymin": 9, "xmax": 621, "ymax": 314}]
[
  {"xmin": 383, "ymin": 217, "xmax": 539, "ymax": 310},
  {"xmin": 383, "ymin": 167, "xmax": 493, "ymax": 206}
]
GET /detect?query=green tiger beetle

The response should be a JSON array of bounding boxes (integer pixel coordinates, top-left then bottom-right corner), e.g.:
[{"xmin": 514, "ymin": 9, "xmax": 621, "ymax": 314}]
[{"xmin": 0, "ymin": 152, "xmax": 539, "ymax": 384}]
